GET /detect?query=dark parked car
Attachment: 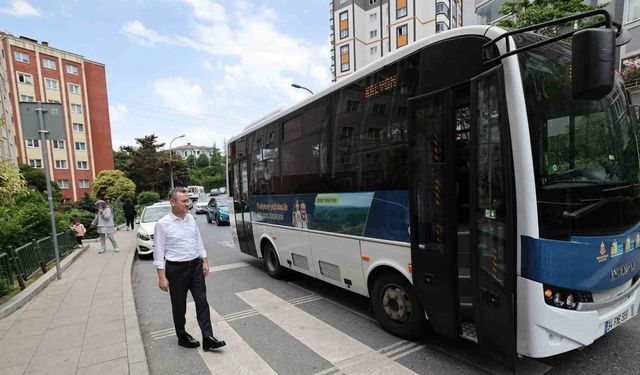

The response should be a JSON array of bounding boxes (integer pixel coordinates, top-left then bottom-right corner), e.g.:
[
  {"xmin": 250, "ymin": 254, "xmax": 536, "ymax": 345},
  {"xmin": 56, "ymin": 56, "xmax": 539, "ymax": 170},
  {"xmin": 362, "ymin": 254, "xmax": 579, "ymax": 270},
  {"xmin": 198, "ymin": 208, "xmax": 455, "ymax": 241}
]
[{"xmin": 204, "ymin": 197, "xmax": 230, "ymax": 226}]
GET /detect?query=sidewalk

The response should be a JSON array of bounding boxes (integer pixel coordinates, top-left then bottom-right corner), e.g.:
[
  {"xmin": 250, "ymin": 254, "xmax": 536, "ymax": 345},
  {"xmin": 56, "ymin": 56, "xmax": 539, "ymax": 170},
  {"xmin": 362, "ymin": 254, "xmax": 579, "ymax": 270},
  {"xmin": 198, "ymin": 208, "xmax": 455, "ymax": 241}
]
[{"xmin": 0, "ymin": 229, "xmax": 148, "ymax": 375}]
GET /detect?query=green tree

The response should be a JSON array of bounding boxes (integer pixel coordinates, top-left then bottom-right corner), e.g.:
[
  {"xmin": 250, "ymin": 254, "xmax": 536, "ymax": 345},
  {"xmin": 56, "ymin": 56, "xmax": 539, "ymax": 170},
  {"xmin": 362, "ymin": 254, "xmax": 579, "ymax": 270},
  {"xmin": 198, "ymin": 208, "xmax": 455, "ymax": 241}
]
[
  {"xmin": 196, "ymin": 153, "xmax": 210, "ymax": 168},
  {"xmin": 0, "ymin": 159, "xmax": 26, "ymax": 204},
  {"xmin": 497, "ymin": 0, "xmax": 603, "ymax": 30},
  {"xmin": 127, "ymin": 135, "xmax": 165, "ymax": 193},
  {"xmin": 186, "ymin": 154, "xmax": 196, "ymax": 168},
  {"xmin": 92, "ymin": 170, "xmax": 136, "ymax": 202},
  {"xmin": 210, "ymin": 143, "xmax": 225, "ymax": 175},
  {"xmin": 113, "ymin": 146, "xmax": 133, "ymax": 174},
  {"xmin": 18, "ymin": 164, "xmax": 61, "ymax": 203},
  {"xmin": 77, "ymin": 192, "xmax": 97, "ymax": 213}
]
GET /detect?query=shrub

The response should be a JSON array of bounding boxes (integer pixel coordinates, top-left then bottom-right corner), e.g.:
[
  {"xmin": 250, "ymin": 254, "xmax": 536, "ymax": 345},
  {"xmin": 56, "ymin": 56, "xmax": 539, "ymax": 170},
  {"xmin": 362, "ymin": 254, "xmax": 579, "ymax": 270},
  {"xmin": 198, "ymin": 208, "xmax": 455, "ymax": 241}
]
[{"xmin": 138, "ymin": 191, "xmax": 160, "ymax": 206}]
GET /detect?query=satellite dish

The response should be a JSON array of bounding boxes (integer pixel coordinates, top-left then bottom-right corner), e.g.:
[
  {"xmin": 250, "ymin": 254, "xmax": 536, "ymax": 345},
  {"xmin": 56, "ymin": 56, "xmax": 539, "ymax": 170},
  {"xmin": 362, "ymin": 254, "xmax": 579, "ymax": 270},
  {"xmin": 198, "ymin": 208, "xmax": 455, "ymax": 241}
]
[{"xmin": 616, "ymin": 28, "xmax": 632, "ymax": 47}]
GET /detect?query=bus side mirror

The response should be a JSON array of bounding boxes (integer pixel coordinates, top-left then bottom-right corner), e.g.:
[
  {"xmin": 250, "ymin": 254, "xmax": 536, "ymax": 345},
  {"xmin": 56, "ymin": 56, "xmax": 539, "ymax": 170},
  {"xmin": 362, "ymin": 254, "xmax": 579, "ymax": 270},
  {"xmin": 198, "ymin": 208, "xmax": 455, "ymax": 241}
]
[{"xmin": 572, "ymin": 28, "xmax": 615, "ymax": 101}]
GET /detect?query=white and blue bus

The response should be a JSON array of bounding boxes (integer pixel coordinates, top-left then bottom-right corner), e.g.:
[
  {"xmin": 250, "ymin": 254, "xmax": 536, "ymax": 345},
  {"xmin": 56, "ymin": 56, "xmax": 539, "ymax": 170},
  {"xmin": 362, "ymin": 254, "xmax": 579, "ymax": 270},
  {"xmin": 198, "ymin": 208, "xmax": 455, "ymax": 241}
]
[{"xmin": 227, "ymin": 11, "xmax": 640, "ymax": 369}]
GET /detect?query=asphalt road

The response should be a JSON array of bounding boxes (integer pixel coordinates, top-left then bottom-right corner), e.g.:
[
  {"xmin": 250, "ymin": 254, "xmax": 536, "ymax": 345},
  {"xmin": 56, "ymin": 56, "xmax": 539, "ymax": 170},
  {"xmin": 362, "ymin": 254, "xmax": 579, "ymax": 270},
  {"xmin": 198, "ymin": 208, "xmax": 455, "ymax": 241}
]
[{"xmin": 132, "ymin": 197, "xmax": 640, "ymax": 375}]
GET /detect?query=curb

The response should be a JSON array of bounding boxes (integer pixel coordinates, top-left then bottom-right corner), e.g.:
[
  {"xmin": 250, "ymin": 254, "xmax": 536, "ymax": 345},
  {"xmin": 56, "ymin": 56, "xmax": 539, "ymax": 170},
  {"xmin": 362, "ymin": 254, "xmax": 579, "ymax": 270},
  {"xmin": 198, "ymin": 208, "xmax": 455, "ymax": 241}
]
[
  {"xmin": 123, "ymin": 247, "xmax": 149, "ymax": 375},
  {"xmin": 0, "ymin": 244, "xmax": 89, "ymax": 320}
]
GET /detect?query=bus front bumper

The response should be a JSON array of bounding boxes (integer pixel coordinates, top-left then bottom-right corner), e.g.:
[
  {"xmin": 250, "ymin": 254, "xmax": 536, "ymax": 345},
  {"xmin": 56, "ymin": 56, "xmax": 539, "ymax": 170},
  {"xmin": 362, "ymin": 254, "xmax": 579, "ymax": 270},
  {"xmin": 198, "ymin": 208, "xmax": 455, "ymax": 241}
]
[{"xmin": 517, "ymin": 276, "xmax": 640, "ymax": 358}]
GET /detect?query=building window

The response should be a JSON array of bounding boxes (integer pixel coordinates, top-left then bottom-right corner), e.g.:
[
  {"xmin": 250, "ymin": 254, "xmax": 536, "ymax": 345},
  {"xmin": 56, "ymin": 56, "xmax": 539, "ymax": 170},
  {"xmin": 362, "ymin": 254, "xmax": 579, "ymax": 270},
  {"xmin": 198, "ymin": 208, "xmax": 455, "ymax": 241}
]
[
  {"xmin": 77, "ymin": 160, "xmax": 88, "ymax": 169},
  {"xmin": 14, "ymin": 51, "xmax": 29, "ymax": 63},
  {"xmin": 436, "ymin": 22, "xmax": 447, "ymax": 33},
  {"xmin": 340, "ymin": 0, "xmax": 347, "ymax": 3},
  {"xmin": 45, "ymin": 78, "xmax": 59, "ymax": 90},
  {"xmin": 48, "ymin": 99, "xmax": 60, "ymax": 103},
  {"xmin": 339, "ymin": 11, "xmax": 349, "ymax": 39},
  {"xmin": 397, "ymin": 24, "xmax": 408, "ymax": 47},
  {"xmin": 17, "ymin": 72, "xmax": 32, "ymax": 85},
  {"xmin": 628, "ymin": 0, "xmax": 640, "ymax": 22},
  {"xmin": 66, "ymin": 64, "xmax": 79, "ymax": 75},
  {"xmin": 26, "ymin": 139, "xmax": 40, "ymax": 147},
  {"xmin": 436, "ymin": 2, "xmax": 449, "ymax": 15},
  {"xmin": 79, "ymin": 179, "xmax": 90, "ymax": 188},
  {"xmin": 57, "ymin": 179, "xmax": 69, "ymax": 189},
  {"xmin": 29, "ymin": 159, "xmax": 42, "ymax": 168},
  {"xmin": 370, "ymin": 46, "xmax": 378, "ymax": 56},
  {"xmin": 396, "ymin": 0, "xmax": 407, "ymax": 19},
  {"xmin": 345, "ymin": 99, "xmax": 360, "ymax": 112},
  {"xmin": 71, "ymin": 104, "xmax": 82, "ymax": 114},
  {"xmin": 43, "ymin": 58, "xmax": 56, "ymax": 69},
  {"xmin": 371, "ymin": 103, "xmax": 386, "ymax": 115},
  {"xmin": 73, "ymin": 122, "xmax": 84, "ymax": 132},
  {"xmin": 369, "ymin": 0, "xmax": 377, "ymax": 4},
  {"xmin": 55, "ymin": 160, "xmax": 67, "ymax": 169},
  {"xmin": 75, "ymin": 142, "xmax": 86, "ymax": 151},
  {"xmin": 340, "ymin": 44, "xmax": 350, "ymax": 72},
  {"xmin": 52, "ymin": 140, "xmax": 65, "ymax": 149},
  {"xmin": 20, "ymin": 95, "xmax": 35, "ymax": 102},
  {"xmin": 370, "ymin": 13, "xmax": 377, "ymax": 23},
  {"xmin": 69, "ymin": 83, "xmax": 80, "ymax": 94},
  {"xmin": 370, "ymin": 29, "xmax": 378, "ymax": 38}
]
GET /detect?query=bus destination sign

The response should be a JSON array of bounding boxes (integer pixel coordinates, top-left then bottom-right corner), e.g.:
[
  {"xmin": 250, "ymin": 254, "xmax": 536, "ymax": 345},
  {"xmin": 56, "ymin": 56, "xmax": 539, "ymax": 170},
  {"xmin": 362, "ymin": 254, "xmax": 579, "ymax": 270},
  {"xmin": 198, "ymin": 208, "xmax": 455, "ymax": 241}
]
[{"xmin": 364, "ymin": 75, "xmax": 397, "ymax": 98}]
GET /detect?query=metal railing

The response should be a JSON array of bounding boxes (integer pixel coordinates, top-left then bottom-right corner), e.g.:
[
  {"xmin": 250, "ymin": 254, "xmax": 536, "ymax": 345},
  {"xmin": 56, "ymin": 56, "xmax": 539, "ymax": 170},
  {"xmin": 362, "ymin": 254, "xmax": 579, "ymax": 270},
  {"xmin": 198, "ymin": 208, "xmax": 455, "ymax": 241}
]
[{"xmin": 0, "ymin": 231, "xmax": 79, "ymax": 296}]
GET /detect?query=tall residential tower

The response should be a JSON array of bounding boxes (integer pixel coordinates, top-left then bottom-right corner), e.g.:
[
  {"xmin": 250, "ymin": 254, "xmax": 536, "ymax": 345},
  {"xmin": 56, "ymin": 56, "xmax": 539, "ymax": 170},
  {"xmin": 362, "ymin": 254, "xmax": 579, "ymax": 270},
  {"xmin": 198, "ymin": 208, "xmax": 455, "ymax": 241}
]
[
  {"xmin": 0, "ymin": 33, "xmax": 115, "ymax": 201},
  {"xmin": 330, "ymin": 0, "xmax": 464, "ymax": 81}
]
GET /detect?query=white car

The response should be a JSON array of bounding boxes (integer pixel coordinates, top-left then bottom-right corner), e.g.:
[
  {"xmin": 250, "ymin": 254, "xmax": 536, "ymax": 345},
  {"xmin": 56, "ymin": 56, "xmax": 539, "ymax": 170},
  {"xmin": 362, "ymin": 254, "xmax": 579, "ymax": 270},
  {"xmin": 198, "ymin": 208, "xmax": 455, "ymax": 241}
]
[
  {"xmin": 194, "ymin": 200, "xmax": 209, "ymax": 214},
  {"xmin": 136, "ymin": 204, "xmax": 172, "ymax": 257}
]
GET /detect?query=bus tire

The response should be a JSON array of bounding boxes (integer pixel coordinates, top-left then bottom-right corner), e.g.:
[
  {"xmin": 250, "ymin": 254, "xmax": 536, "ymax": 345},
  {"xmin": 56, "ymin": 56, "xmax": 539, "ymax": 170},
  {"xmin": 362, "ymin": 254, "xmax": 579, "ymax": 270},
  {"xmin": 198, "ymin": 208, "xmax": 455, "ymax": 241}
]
[
  {"xmin": 370, "ymin": 271, "xmax": 427, "ymax": 340},
  {"xmin": 263, "ymin": 243, "xmax": 285, "ymax": 279}
]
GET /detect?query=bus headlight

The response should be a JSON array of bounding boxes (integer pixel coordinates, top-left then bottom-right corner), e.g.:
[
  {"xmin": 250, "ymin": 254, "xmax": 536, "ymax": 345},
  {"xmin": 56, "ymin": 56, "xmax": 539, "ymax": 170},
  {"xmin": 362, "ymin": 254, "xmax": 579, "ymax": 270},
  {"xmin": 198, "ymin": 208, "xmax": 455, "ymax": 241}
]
[
  {"xmin": 553, "ymin": 292, "xmax": 564, "ymax": 307},
  {"xmin": 543, "ymin": 284, "xmax": 591, "ymax": 310}
]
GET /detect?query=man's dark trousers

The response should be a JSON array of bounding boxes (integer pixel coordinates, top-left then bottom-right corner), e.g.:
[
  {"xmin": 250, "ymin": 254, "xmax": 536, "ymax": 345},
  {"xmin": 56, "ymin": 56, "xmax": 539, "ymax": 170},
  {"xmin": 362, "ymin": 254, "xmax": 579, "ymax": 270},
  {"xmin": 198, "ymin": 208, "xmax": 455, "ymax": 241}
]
[{"xmin": 165, "ymin": 258, "xmax": 213, "ymax": 339}]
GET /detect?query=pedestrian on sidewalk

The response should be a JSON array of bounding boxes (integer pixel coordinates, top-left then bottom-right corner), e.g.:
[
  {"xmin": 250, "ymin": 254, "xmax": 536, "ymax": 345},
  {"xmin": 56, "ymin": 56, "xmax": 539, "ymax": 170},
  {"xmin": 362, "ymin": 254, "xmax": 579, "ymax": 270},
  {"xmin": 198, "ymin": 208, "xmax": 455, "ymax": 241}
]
[
  {"xmin": 153, "ymin": 187, "xmax": 226, "ymax": 352},
  {"xmin": 92, "ymin": 199, "xmax": 119, "ymax": 254},
  {"xmin": 123, "ymin": 198, "xmax": 136, "ymax": 231},
  {"xmin": 71, "ymin": 217, "xmax": 86, "ymax": 247}
]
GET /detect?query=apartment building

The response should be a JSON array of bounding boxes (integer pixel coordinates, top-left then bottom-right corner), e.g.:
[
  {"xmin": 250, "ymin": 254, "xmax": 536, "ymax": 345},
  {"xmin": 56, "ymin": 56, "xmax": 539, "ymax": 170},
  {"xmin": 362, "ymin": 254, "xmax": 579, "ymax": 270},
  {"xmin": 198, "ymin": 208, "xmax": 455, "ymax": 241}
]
[
  {"xmin": 1, "ymin": 33, "xmax": 114, "ymax": 201},
  {"xmin": 330, "ymin": 0, "xmax": 464, "ymax": 81},
  {"xmin": 173, "ymin": 143, "xmax": 215, "ymax": 160},
  {"xmin": 0, "ymin": 41, "xmax": 17, "ymax": 164}
]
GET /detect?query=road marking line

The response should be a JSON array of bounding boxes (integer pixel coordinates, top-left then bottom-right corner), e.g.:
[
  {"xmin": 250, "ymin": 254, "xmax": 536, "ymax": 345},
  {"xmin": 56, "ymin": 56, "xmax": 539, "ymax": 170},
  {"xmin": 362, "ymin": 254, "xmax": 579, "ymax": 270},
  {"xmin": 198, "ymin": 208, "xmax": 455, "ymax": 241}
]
[
  {"xmin": 186, "ymin": 302, "xmax": 277, "ymax": 374},
  {"xmin": 378, "ymin": 340, "xmax": 408, "ymax": 354},
  {"xmin": 237, "ymin": 288, "xmax": 418, "ymax": 375},
  {"xmin": 313, "ymin": 340, "xmax": 413, "ymax": 375},
  {"xmin": 389, "ymin": 345, "xmax": 426, "ymax": 361},
  {"xmin": 287, "ymin": 282, "xmax": 377, "ymax": 323},
  {"xmin": 152, "ymin": 332, "xmax": 177, "ymax": 341},
  {"xmin": 209, "ymin": 262, "xmax": 250, "ymax": 273},
  {"xmin": 217, "ymin": 240, "xmax": 236, "ymax": 249},
  {"xmin": 150, "ymin": 327, "xmax": 176, "ymax": 336}
]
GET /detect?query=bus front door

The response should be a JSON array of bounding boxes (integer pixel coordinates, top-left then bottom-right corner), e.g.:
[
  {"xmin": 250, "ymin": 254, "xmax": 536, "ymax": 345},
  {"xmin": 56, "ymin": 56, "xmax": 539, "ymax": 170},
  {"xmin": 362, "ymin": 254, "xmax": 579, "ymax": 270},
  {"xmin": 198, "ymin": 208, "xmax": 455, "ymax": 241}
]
[
  {"xmin": 233, "ymin": 160, "xmax": 257, "ymax": 257},
  {"xmin": 408, "ymin": 89, "xmax": 459, "ymax": 338},
  {"xmin": 469, "ymin": 66, "xmax": 516, "ymax": 370}
]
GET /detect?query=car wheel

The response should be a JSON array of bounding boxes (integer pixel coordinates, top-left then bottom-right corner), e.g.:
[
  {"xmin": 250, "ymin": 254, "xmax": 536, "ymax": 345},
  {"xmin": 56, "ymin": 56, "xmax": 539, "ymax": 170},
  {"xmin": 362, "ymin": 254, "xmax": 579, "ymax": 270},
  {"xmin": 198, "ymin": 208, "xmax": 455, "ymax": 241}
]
[
  {"xmin": 206, "ymin": 214, "xmax": 212, "ymax": 224},
  {"xmin": 262, "ymin": 242, "xmax": 285, "ymax": 279},
  {"xmin": 370, "ymin": 271, "xmax": 427, "ymax": 340},
  {"xmin": 215, "ymin": 215, "xmax": 221, "ymax": 226}
]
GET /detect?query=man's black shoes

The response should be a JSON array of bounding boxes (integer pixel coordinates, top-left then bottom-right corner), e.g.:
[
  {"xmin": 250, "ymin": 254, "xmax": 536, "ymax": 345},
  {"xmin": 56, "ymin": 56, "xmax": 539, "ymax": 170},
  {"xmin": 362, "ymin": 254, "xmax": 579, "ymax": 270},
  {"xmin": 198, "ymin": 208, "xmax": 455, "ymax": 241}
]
[
  {"xmin": 202, "ymin": 336, "xmax": 226, "ymax": 351},
  {"xmin": 178, "ymin": 333, "xmax": 200, "ymax": 348}
]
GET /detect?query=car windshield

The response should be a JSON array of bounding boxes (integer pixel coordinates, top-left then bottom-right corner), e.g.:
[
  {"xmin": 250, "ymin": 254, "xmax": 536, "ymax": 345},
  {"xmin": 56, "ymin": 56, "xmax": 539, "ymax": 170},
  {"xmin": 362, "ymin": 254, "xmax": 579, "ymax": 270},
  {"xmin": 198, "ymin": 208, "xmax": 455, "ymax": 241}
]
[
  {"xmin": 215, "ymin": 200, "xmax": 229, "ymax": 208},
  {"xmin": 516, "ymin": 34, "xmax": 640, "ymax": 239},
  {"xmin": 141, "ymin": 206, "xmax": 171, "ymax": 223}
]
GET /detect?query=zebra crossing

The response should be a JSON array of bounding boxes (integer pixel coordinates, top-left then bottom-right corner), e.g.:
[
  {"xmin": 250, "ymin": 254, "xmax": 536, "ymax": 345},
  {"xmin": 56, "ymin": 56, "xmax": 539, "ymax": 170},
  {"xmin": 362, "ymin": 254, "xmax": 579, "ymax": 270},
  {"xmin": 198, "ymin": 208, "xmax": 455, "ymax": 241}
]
[{"xmin": 150, "ymin": 287, "xmax": 422, "ymax": 374}]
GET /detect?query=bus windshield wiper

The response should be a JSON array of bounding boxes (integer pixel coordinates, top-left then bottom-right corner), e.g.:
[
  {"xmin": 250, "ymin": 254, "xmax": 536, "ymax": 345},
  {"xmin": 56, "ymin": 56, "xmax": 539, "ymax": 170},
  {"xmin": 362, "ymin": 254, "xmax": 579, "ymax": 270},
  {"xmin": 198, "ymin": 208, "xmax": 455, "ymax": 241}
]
[{"xmin": 562, "ymin": 195, "xmax": 632, "ymax": 221}]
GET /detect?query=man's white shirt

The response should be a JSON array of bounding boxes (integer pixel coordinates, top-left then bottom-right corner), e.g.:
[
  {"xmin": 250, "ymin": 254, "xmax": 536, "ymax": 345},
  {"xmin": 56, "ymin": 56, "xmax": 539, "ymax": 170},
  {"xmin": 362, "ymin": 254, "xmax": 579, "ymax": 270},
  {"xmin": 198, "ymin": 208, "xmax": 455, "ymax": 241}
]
[{"xmin": 153, "ymin": 212, "xmax": 207, "ymax": 269}]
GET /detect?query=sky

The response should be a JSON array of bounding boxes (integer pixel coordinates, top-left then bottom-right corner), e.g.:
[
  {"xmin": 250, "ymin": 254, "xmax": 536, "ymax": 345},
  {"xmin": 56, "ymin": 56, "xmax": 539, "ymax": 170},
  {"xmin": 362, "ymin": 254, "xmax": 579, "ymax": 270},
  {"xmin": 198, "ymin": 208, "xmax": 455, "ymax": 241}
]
[{"xmin": 0, "ymin": 0, "xmax": 332, "ymax": 152}]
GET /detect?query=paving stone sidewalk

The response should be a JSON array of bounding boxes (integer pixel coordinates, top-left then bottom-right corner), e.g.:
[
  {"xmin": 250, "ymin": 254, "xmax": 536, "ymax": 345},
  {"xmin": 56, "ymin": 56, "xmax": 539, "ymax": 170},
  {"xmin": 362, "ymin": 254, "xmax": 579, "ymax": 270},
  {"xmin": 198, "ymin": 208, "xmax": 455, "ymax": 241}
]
[{"xmin": 0, "ymin": 229, "xmax": 148, "ymax": 375}]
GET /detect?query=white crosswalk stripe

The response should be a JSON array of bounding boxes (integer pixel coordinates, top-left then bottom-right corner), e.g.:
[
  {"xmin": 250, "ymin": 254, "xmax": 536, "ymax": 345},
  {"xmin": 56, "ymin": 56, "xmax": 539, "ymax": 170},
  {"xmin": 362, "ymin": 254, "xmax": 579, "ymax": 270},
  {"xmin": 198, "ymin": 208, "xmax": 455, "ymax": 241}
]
[
  {"xmin": 237, "ymin": 288, "xmax": 419, "ymax": 375},
  {"xmin": 186, "ymin": 302, "xmax": 277, "ymax": 374},
  {"xmin": 209, "ymin": 261, "xmax": 250, "ymax": 272}
]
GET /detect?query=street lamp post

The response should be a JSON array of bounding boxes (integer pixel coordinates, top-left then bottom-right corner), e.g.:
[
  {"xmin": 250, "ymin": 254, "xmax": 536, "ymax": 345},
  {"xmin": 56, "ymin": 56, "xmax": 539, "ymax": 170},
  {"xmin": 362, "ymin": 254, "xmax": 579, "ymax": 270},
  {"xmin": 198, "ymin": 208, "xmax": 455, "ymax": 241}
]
[
  {"xmin": 169, "ymin": 134, "xmax": 185, "ymax": 190},
  {"xmin": 291, "ymin": 83, "xmax": 314, "ymax": 95}
]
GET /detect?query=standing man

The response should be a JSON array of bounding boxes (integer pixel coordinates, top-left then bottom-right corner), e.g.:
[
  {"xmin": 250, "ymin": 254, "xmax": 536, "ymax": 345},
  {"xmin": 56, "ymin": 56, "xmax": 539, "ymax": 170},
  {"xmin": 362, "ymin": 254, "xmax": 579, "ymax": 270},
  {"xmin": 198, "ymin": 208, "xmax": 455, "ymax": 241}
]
[{"xmin": 153, "ymin": 187, "xmax": 226, "ymax": 351}]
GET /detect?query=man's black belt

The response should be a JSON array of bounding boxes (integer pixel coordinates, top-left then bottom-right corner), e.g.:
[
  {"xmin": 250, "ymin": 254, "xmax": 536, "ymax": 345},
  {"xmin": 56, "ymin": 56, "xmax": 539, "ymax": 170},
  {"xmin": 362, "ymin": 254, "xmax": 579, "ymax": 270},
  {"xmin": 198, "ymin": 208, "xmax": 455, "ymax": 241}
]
[{"xmin": 166, "ymin": 258, "xmax": 201, "ymax": 266}]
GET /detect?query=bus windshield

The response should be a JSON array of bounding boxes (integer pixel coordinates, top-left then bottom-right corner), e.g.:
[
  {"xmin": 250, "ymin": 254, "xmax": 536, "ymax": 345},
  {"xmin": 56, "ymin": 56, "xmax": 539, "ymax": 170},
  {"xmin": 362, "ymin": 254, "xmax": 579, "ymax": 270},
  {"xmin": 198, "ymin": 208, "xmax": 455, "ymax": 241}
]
[{"xmin": 516, "ymin": 34, "xmax": 640, "ymax": 240}]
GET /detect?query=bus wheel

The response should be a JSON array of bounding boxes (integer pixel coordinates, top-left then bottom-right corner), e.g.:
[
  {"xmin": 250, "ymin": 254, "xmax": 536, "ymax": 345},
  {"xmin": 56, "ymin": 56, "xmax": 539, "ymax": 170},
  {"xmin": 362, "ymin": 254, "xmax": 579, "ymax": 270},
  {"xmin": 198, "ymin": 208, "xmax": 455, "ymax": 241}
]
[
  {"xmin": 263, "ymin": 243, "xmax": 285, "ymax": 279},
  {"xmin": 370, "ymin": 272, "xmax": 426, "ymax": 340}
]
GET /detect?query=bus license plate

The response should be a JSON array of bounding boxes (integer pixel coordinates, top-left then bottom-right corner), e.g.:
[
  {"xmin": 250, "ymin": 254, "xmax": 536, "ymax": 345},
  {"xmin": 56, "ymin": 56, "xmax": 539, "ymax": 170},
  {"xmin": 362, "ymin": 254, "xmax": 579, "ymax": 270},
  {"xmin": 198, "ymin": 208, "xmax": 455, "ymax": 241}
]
[{"xmin": 604, "ymin": 309, "xmax": 629, "ymax": 334}]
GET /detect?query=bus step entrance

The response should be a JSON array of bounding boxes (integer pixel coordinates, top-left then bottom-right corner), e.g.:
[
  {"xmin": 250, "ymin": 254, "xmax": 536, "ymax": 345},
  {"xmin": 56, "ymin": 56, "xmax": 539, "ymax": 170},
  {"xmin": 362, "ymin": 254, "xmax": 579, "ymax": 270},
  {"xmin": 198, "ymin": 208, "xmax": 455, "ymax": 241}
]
[{"xmin": 460, "ymin": 322, "xmax": 478, "ymax": 343}]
